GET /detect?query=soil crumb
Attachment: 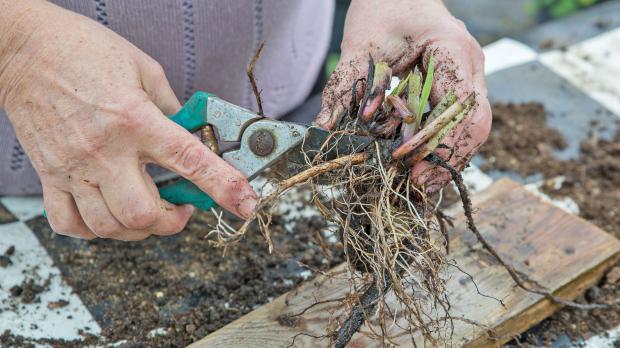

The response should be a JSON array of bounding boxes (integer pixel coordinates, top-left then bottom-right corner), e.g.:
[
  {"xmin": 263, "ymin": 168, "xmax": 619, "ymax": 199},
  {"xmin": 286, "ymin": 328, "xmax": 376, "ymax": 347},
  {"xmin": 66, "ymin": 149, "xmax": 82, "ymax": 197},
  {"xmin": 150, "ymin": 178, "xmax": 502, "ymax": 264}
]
[
  {"xmin": 0, "ymin": 245, "xmax": 15, "ymax": 267},
  {"xmin": 2, "ymin": 201, "xmax": 343, "ymax": 347},
  {"xmin": 479, "ymin": 102, "xmax": 567, "ymax": 176},
  {"xmin": 481, "ymin": 102, "xmax": 620, "ymax": 346},
  {"xmin": 9, "ymin": 278, "xmax": 49, "ymax": 304}
]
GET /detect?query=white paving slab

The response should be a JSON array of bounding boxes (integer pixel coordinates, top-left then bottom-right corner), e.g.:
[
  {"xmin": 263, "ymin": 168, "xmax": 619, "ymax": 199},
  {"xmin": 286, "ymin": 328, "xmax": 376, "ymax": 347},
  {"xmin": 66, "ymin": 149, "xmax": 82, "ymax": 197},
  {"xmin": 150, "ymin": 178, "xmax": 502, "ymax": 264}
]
[
  {"xmin": 461, "ymin": 164, "xmax": 494, "ymax": 194},
  {"xmin": 580, "ymin": 324, "xmax": 620, "ymax": 348},
  {"xmin": 1, "ymin": 27, "xmax": 615, "ymax": 345},
  {"xmin": 0, "ymin": 222, "xmax": 100, "ymax": 341},
  {"xmin": 483, "ymin": 38, "xmax": 538, "ymax": 75},
  {"xmin": 0, "ymin": 196, "xmax": 44, "ymax": 221},
  {"xmin": 541, "ymin": 27, "xmax": 620, "ymax": 117}
]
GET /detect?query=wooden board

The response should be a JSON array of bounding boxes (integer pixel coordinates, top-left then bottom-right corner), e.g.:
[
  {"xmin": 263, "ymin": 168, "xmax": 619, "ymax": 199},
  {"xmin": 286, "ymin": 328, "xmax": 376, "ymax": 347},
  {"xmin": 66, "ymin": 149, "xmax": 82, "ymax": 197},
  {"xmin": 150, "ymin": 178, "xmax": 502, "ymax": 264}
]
[{"xmin": 190, "ymin": 178, "xmax": 620, "ymax": 347}]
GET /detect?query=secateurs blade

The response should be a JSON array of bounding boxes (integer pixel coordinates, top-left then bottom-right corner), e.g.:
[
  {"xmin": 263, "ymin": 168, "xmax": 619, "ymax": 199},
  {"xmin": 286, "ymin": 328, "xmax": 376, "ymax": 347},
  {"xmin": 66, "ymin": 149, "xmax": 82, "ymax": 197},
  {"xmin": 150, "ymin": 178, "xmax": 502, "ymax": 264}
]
[{"xmin": 158, "ymin": 91, "xmax": 382, "ymax": 211}]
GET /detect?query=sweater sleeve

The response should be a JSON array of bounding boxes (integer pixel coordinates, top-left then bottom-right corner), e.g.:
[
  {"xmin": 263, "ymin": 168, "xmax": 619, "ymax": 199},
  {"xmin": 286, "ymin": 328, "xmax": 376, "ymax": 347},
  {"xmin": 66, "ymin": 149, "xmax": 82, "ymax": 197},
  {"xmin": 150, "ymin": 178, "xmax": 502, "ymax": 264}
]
[{"xmin": 0, "ymin": 0, "xmax": 334, "ymax": 195}]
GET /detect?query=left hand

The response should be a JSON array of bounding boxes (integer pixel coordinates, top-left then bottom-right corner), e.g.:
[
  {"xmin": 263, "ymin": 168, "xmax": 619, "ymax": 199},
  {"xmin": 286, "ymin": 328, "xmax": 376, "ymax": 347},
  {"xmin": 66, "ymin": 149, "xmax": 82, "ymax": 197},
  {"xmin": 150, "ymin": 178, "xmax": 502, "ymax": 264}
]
[{"xmin": 316, "ymin": 0, "xmax": 491, "ymax": 193}]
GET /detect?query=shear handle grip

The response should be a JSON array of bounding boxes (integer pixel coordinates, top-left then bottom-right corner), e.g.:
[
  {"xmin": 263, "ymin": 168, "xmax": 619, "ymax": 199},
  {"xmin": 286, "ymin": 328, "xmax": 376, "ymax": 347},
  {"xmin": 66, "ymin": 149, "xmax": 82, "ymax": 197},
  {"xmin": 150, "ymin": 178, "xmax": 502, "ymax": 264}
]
[{"xmin": 159, "ymin": 91, "xmax": 218, "ymax": 211}]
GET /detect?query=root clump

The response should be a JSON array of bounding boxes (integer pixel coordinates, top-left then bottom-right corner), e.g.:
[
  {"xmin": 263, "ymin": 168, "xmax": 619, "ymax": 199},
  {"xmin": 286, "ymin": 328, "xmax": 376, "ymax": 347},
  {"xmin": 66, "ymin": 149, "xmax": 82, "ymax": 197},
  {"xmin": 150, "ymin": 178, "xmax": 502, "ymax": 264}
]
[
  {"xmin": 211, "ymin": 54, "xmax": 614, "ymax": 347},
  {"xmin": 211, "ymin": 55, "xmax": 475, "ymax": 346}
]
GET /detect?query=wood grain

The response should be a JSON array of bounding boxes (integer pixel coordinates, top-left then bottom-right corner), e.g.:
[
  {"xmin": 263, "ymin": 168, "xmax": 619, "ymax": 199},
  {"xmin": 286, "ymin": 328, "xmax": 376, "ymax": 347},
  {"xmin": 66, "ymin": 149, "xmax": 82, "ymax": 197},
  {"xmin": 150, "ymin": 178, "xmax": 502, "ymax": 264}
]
[{"xmin": 190, "ymin": 178, "xmax": 620, "ymax": 348}]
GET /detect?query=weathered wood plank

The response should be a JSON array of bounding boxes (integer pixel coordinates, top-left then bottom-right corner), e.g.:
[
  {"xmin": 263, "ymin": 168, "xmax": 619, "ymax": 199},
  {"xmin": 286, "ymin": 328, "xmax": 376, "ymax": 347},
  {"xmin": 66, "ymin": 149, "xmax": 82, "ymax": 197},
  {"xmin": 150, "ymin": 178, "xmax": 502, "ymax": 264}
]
[{"xmin": 191, "ymin": 178, "xmax": 620, "ymax": 348}]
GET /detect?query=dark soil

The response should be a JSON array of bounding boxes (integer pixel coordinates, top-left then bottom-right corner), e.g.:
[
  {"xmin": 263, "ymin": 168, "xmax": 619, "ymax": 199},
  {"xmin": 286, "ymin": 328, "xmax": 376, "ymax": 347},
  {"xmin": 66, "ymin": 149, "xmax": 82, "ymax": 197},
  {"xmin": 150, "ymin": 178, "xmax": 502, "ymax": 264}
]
[
  {"xmin": 479, "ymin": 102, "xmax": 620, "ymax": 346},
  {"xmin": 9, "ymin": 278, "xmax": 49, "ymax": 304},
  {"xmin": 1, "ymin": 101, "xmax": 616, "ymax": 347},
  {"xmin": 2, "ymin": 199, "xmax": 342, "ymax": 347},
  {"xmin": 0, "ymin": 246, "xmax": 15, "ymax": 267},
  {"xmin": 479, "ymin": 102, "xmax": 567, "ymax": 177},
  {"xmin": 0, "ymin": 202, "xmax": 17, "ymax": 223}
]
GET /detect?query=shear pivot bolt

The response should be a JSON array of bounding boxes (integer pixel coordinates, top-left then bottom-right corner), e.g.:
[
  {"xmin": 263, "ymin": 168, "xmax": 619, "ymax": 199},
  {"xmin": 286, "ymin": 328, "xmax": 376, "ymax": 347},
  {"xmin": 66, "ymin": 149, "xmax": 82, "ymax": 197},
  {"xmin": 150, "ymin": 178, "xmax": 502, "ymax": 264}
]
[{"xmin": 249, "ymin": 130, "xmax": 275, "ymax": 156}]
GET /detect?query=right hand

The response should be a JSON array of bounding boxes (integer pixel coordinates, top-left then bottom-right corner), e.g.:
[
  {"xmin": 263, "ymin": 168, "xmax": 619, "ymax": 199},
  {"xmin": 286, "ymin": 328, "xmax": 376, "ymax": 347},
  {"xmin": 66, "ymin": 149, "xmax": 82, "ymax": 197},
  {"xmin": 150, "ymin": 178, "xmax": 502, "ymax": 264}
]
[{"xmin": 0, "ymin": 0, "xmax": 257, "ymax": 240}]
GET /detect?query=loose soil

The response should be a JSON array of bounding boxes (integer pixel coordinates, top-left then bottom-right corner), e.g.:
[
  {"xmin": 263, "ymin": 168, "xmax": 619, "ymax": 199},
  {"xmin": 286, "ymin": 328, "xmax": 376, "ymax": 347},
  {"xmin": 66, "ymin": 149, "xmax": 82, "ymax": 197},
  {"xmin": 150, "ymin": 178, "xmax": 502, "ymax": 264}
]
[
  {"xmin": 2, "ymin": 197, "xmax": 343, "ymax": 347},
  {"xmin": 0, "ymin": 201, "xmax": 17, "ymax": 223},
  {"xmin": 2, "ymin": 102, "xmax": 618, "ymax": 347},
  {"xmin": 479, "ymin": 103, "xmax": 567, "ymax": 177},
  {"xmin": 479, "ymin": 102, "xmax": 620, "ymax": 346}
]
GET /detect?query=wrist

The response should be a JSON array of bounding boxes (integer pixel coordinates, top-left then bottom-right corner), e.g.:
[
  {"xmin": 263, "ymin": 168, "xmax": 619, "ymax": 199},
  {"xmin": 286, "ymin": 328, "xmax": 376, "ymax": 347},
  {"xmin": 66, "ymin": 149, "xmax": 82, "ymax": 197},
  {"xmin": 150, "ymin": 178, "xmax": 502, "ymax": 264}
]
[{"xmin": 0, "ymin": 0, "xmax": 46, "ymax": 108}]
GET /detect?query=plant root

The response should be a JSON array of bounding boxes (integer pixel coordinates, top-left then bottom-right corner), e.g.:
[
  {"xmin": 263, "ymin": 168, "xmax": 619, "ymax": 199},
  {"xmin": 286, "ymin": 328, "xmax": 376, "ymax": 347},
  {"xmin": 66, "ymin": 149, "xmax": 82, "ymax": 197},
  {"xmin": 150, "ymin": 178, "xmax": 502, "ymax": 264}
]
[
  {"xmin": 426, "ymin": 153, "xmax": 618, "ymax": 311},
  {"xmin": 332, "ymin": 275, "xmax": 393, "ymax": 348},
  {"xmin": 208, "ymin": 152, "xmax": 369, "ymax": 248},
  {"xmin": 212, "ymin": 53, "xmax": 615, "ymax": 348}
]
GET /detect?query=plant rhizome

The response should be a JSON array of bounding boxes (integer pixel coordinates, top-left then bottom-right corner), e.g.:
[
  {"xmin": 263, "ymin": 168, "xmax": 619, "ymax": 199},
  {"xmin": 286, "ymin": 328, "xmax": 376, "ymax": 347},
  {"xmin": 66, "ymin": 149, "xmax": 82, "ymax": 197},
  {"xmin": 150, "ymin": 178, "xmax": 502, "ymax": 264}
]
[{"xmin": 210, "ymin": 53, "xmax": 613, "ymax": 347}]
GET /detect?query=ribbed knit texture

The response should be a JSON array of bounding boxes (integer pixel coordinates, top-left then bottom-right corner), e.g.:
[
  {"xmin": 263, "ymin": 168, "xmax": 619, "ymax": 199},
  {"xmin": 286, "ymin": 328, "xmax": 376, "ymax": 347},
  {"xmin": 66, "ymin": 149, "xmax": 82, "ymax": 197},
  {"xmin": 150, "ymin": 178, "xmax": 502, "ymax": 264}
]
[{"xmin": 0, "ymin": 0, "xmax": 334, "ymax": 195}]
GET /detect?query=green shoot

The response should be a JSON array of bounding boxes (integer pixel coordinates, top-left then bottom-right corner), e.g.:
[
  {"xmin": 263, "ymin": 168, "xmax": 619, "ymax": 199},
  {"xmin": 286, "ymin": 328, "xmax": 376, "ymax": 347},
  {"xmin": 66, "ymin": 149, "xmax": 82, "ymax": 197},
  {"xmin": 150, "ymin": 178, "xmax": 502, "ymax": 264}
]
[
  {"xmin": 407, "ymin": 68, "xmax": 422, "ymax": 127},
  {"xmin": 417, "ymin": 52, "xmax": 435, "ymax": 129}
]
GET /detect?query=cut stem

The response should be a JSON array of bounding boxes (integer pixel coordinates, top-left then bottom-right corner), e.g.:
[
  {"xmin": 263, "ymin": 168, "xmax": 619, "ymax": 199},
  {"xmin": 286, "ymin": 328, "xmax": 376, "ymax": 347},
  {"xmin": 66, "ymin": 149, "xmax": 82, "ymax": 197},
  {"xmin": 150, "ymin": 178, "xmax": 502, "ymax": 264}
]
[
  {"xmin": 392, "ymin": 98, "xmax": 465, "ymax": 160},
  {"xmin": 405, "ymin": 93, "xmax": 475, "ymax": 165},
  {"xmin": 407, "ymin": 67, "xmax": 423, "ymax": 128},
  {"xmin": 362, "ymin": 62, "xmax": 392, "ymax": 122},
  {"xmin": 423, "ymin": 91, "xmax": 457, "ymax": 128}
]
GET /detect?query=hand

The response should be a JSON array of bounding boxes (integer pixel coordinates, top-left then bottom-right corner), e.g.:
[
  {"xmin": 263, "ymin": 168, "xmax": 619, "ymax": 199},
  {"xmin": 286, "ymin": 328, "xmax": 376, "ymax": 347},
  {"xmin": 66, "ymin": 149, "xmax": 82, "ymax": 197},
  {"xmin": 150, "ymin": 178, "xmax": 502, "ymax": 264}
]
[
  {"xmin": 316, "ymin": 0, "xmax": 491, "ymax": 193},
  {"xmin": 0, "ymin": 1, "xmax": 257, "ymax": 240}
]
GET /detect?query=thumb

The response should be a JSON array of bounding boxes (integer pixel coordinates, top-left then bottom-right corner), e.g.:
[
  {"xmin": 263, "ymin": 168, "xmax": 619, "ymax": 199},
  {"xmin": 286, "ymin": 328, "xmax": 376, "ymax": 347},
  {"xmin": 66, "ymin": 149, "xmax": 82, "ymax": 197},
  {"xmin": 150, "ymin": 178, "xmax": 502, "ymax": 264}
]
[
  {"xmin": 316, "ymin": 53, "xmax": 368, "ymax": 129},
  {"xmin": 138, "ymin": 57, "xmax": 182, "ymax": 116}
]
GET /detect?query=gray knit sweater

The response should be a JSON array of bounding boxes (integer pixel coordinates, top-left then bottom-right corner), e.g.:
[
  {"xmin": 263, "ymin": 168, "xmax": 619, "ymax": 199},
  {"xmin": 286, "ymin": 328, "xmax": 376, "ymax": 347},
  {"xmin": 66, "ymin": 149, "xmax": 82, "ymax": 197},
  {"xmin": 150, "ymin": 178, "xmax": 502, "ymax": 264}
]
[{"xmin": 0, "ymin": 0, "xmax": 333, "ymax": 195}]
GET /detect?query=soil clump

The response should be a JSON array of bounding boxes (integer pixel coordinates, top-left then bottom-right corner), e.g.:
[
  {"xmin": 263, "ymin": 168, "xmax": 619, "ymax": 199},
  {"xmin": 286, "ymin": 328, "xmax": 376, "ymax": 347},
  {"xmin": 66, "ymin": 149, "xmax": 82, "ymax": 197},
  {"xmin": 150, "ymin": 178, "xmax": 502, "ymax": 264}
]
[{"xmin": 480, "ymin": 102, "xmax": 620, "ymax": 346}]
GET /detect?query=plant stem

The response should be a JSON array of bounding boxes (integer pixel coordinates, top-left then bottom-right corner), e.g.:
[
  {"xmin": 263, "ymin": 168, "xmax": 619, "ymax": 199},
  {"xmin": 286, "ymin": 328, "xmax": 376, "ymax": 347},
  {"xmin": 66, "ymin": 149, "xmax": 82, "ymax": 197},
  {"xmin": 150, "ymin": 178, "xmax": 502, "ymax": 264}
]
[
  {"xmin": 362, "ymin": 62, "xmax": 392, "ymax": 122},
  {"xmin": 392, "ymin": 99, "xmax": 464, "ymax": 160},
  {"xmin": 405, "ymin": 93, "xmax": 475, "ymax": 165},
  {"xmin": 417, "ymin": 52, "xmax": 435, "ymax": 128},
  {"xmin": 423, "ymin": 91, "xmax": 457, "ymax": 128}
]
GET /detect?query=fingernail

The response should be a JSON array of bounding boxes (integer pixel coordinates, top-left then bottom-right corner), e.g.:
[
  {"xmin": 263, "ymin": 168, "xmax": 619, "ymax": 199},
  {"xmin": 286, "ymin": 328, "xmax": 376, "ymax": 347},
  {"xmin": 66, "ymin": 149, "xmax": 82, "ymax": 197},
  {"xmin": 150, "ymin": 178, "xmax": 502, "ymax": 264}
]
[
  {"xmin": 415, "ymin": 171, "xmax": 433, "ymax": 188},
  {"xmin": 182, "ymin": 204, "xmax": 195, "ymax": 216},
  {"xmin": 328, "ymin": 104, "xmax": 345, "ymax": 129},
  {"xmin": 426, "ymin": 183, "xmax": 442, "ymax": 195},
  {"xmin": 238, "ymin": 189, "xmax": 258, "ymax": 219}
]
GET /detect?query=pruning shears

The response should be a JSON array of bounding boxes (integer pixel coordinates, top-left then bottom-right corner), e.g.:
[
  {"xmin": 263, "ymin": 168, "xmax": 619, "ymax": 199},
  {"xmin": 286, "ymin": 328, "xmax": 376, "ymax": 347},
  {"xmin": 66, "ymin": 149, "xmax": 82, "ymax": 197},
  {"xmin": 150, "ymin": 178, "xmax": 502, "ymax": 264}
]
[{"xmin": 159, "ymin": 91, "xmax": 377, "ymax": 211}]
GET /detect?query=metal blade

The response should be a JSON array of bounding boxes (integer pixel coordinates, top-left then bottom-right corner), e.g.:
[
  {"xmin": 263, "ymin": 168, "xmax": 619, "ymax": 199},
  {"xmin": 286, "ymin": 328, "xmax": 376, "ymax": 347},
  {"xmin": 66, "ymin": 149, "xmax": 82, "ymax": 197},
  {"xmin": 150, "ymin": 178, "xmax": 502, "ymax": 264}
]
[{"xmin": 285, "ymin": 127, "xmax": 377, "ymax": 176}]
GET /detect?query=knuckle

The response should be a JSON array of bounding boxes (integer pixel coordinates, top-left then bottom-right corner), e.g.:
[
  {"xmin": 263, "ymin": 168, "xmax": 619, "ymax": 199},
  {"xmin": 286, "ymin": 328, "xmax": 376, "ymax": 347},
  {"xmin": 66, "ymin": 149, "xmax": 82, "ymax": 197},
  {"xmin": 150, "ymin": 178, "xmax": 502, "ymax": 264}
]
[
  {"xmin": 163, "ymin": 216, "xmax": 187, "ymax": 235},
  {"xmin": 222, "ymin": 175, "xmax": 245, "ymax": 195},
  {"xmin": 91, "ymin": 221, "xmax": 122, "ymax": 239},
  {"xmin": 172, "ymin": 142, "xmax": 210, "ymax": 178},
  {"xmin": 465, "ymin": 34, "xmax": 482, "ymax": 52},
  {"xmin": 146, "ymin": 60, "xmax": 166, "ymax": 80},
  {"xmin": 47, "ymin": 215, "xmax": 73, "ymax": 235},
  {"xmin": 454, "ymin": 18, "xmax": 467, "ymax": 31},
  {"xmin": 45, "ymin": 204, "xmax": 77, "ymax": 234},
  {"xmin": 113, "ymin": 98, "xmax": 150, "ymax": 131},
  {"xmin": 97, "ymin": 94, "xmax": 150, "ymax": 132},
  {"xmin": 124, "ymin": 203, "xmax": 161, "ymax": 229},
  {"xmin": 93, "ymin": 228, "xmax": 118, "ymax": 239},
  {"xmin": 172, "ymin": 218, "xmax": 187, "ymax": 233}
]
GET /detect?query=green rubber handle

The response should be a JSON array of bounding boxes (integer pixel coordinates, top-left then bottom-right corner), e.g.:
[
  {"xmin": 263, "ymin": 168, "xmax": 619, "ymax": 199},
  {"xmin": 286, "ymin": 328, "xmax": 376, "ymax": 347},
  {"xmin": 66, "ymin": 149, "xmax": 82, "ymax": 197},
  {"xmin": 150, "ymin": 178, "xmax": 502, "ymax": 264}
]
[
  {"xmin": 159, "ymin": 179, "xmax": 216, "ymax": 211},
  {"xmin": 159, "ymin": 91, "xmax": 218, "ymax": 211},
  {"xmin": 43, "ymin": 92, "xmax": 218, "ymax": 219},
  {"xmin": 169, "ymin": 91, "xmax": 211, "ymax": 132}
]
